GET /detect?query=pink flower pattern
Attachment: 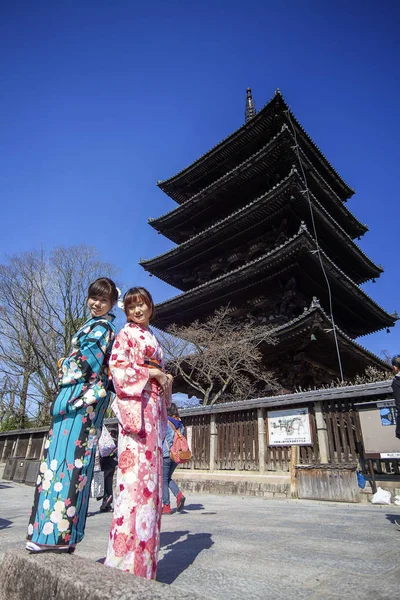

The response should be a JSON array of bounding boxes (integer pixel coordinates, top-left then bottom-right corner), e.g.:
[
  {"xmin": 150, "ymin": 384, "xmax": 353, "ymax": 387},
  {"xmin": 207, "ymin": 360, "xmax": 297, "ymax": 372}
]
[{"xmin": 105, "ymin": 323, "xmax": 168, "ymax": 579}]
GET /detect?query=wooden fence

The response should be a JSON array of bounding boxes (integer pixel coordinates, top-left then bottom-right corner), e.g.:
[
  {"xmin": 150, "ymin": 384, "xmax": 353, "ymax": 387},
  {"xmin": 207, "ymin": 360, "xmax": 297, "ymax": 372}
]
[{"xmin": 1, "ymin": 381, "xmax": 399, "ymax": 480}]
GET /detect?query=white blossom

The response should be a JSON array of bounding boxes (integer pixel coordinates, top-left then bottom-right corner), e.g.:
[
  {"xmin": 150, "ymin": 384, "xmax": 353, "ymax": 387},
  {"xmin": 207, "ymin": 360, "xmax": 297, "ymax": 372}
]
[
  {"xmin": 50, "ymin": 511, "xmax": 62, "ymax": 524},
  {"xmin": 54, "ymin": 500, "xmax": 65, "ymax": 512},
  {"xmin": 44, "ymin": 469, "xmax": 54, "ymax": 481},
  {"xmin": 57, "ymin": 519, "xmax": 69, "ymax": 533},
  {"xmin": 43, "ymin": 521, "xmax": 54, "ymax": 535}
]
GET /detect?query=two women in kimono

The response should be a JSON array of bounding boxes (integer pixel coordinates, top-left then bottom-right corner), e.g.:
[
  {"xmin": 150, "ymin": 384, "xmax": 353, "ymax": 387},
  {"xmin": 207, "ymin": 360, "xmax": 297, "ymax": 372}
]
[
  {"xmin": 104, "ymin": 286, "xmax": 172, "ymax": 578},
  {"xmin": 26, "ymin": 281, "xmax": 172, "ymax": 580},
  {"xmin": 26, "ymin": 277, "xmax": 118, "ymax": 553}
]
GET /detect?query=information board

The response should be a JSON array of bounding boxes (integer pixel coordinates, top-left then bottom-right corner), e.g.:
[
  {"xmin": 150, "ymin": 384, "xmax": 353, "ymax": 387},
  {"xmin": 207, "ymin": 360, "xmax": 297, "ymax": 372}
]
[
  {"xmin": 355, "ymin": 399, "xmax": 400, "ymax": 458},
  {"xmin": 267, "ymin": 407, "xmax": 312, "ymax": 446}
]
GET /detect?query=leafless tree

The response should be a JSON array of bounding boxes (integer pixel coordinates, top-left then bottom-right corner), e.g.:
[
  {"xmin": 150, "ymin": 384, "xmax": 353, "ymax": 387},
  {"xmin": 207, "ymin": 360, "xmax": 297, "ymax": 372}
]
[
  {"xmin": 0, "ymin": 245, "xmax": 117, "ymax": 426},
  {"xmin": 158, "ymin": 306, "xmax": 278, "ymax": 406}
]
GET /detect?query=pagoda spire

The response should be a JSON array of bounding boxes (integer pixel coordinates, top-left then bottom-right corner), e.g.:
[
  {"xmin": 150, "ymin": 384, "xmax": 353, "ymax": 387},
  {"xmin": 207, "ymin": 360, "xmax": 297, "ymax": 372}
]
[{"xmin": 245, "ymin": 88, "xmax": 256, "ymax": 123}]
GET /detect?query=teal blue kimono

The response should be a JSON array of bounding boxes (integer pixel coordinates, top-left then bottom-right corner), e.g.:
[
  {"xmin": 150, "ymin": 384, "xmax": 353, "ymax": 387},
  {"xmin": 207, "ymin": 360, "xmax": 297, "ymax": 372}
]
[{"xmin": 27, "ymin": 314, "xmax": 116, "ymax": 547}]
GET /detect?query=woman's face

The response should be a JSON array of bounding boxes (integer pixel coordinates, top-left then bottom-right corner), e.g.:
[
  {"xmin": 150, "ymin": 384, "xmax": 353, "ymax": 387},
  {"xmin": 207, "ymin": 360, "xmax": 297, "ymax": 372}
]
[
  {"xmin": 126, "ymin": 297, "xmax": 152, "ymax": 328},
  {"xmin": 87, "ymin": 295, "xmax": 113, "ymax": 318}
]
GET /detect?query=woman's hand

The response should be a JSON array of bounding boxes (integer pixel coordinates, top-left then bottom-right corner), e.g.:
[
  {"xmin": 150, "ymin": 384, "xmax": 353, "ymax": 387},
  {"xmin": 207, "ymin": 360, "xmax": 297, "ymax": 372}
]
[
  {"xmin": 166, "ymin": 373, "xmax": 173, "ymax": 398},
  {"xmin": 149, "ymin": 368, "xmax": 171, "ymax": 396}
]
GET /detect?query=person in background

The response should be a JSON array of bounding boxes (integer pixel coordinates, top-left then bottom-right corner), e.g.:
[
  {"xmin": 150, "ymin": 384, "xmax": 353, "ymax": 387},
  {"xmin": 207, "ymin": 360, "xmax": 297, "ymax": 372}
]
[
  {"xmin": 162, "ymin": 403, "xmax": 186, "ymax": 515},
  {"xmin": 26, "ymin": 277, "xmax": 118, "ymax": 553},
  {"xmin": 99, "ymin": 427, "xmax": 118, "ymax": 512},
  {"xmin": 391, "ymin": 355, "xmax": 400, "ymax": 440}
]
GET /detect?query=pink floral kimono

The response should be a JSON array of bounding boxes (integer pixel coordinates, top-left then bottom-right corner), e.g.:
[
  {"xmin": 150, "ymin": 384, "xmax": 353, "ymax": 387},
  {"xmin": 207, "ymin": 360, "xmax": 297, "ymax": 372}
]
[{"xmin": 104, "ymin": 322, "xmax": 169, "ymax": 578}]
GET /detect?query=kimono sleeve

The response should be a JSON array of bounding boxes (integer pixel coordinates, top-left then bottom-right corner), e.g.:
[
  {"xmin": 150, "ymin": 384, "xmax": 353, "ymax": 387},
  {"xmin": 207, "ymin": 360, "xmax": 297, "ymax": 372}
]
[
  {"xmin": 110, "ymin": 328, "xmax": 150, "ymax": 434},
  {"xmin": 61, "ymin": 321, "xmax": 114, "ymax": 386}
]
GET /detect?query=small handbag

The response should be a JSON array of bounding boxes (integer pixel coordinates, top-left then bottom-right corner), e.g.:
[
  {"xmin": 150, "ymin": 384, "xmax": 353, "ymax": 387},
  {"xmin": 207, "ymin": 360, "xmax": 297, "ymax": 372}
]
[
  {"xmin": 166, "ymin": 422, "xmax": 192, "ymax": 464},
  {"xmin": 98, "ymin": 425, "xmax": 117, "ymax": 458},
  {"xmin": 90, "ymin": 470, "xmax": 104, "ymax": 499}
]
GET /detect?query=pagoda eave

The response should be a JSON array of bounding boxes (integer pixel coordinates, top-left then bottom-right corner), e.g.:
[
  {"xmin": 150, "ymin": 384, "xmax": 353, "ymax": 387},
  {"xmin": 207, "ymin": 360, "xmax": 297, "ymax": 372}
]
[
  {"xmin": 158, "ymin": 91, "xmax": 354, "ymax": 204},
  {"xmin": 142, "ymin": 172, "xmax": 381, "ymax": 287},
  {"xmin": 151, "ymin": 230, "xmax": 395, "ymax": 335},
  {"xmin": 264, "ymin": 306, "xmax": 390, "ymax": 378},
  {"xmin": 151, "ymin": 133, "xmax": 365, "ymax": 245}
]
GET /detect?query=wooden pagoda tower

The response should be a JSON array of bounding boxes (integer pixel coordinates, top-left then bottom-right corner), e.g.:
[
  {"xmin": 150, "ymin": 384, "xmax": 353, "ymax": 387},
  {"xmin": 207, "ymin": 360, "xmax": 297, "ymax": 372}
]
[{"xmin": 141, "ymin": 89, "xmax": 396, "ymax": 391}]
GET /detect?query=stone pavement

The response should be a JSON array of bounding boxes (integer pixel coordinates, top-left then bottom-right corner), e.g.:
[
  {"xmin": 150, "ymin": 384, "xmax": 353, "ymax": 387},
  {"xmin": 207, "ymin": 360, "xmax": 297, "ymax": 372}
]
[{"xmin": 1, "ymin": 480, "xmax": 400, "ymax": 599}]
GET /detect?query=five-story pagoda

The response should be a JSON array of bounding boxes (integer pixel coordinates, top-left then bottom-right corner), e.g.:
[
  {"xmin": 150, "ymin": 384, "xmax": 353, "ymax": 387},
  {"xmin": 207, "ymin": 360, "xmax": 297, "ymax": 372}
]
[{"xmin": 141, "ymin": 89, "xmax": 396, "ymax": 392}]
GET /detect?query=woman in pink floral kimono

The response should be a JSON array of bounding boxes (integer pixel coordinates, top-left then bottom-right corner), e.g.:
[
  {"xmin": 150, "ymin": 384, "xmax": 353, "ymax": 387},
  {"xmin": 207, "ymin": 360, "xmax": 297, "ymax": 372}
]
[{"xmin": 105, "ymin": 287, "xmax": 172, "ymax": 578}]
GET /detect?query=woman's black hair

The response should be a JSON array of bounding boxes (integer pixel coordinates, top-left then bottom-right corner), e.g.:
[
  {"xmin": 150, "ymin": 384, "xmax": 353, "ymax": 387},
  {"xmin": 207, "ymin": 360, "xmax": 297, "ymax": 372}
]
[
  {"xmin": 391, "ymin": 355, "xmax": 400, "ymax": 369},
  {"xmin": 87, "ymin": 277, "xmax": 118, "ymax": 304},
  {"xmin": 167, "ymin": 402, "xmax": 180, "ymax": 418},
  {"xmin": 123, "ymin": 287, "xmax": 155, "ymax": 320}
]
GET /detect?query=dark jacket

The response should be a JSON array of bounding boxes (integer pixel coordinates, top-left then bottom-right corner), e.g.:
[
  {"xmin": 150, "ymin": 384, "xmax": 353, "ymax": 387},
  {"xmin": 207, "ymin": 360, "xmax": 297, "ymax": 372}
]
[{"xmin": 391, "ymin": 375, "xmax": 400, "ymax": 439}]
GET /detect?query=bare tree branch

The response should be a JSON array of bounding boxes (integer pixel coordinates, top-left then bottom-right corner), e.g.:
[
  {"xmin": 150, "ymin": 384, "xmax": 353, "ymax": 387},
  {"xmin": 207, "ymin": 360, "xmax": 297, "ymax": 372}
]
[
  {"xmin": 0, "ymin": 245, "xmax": 117, "ymax": 426},
  {"xmin": 157, "ymin": 306, "xmax": 278, "ymax": 406}
]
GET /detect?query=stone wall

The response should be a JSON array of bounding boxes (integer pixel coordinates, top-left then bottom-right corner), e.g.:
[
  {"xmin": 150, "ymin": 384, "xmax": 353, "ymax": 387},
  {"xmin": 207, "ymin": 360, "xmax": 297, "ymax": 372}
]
[{"xmin": 0, "ymin": 549, "xmax": 204, "ymax": 600}]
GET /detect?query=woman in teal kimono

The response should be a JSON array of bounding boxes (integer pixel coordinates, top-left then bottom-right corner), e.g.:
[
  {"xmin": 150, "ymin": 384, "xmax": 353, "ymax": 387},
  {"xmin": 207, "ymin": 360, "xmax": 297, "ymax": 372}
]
[{"xmin": 26, "ymin": 277, "xmax": 118, "ymax": 553}]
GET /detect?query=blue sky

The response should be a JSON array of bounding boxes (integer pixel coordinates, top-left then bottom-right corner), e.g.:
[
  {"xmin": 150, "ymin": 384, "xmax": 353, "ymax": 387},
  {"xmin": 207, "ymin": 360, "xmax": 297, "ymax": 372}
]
[{"xmin": 1, "ymin": 0, "xmax": 399, "ymax": 362}]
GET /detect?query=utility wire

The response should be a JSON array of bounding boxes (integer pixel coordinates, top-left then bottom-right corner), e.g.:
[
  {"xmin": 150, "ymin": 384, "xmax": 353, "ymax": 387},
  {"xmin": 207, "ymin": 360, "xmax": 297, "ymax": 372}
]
[{"xmin": 285, "ymin": 108, "xmax": 344, "ymax": 382}]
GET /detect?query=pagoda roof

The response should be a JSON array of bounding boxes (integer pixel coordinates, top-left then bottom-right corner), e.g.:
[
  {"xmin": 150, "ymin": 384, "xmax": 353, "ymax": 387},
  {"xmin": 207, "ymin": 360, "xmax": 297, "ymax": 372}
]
[
  {"xmin": 160, "ymin": 300, "xmax": 389, "ymax": 398},
  {"xmin": 151, "ymin": 225, "xmax": 396, "ymax": 336},
  {"xmin": 150, "ymin": 126, "xmax": 365, "ymax": 244},
  {"xmin": 266, "ymin": 298, "xmax": 390, "ymax": 378},
  {"xmin": 141, "ymin": 169, "xmax": 381, "ymax": 287},
  {"xmin": 158, "ymin": 90, "xmax": 354, "ymax": 204}
]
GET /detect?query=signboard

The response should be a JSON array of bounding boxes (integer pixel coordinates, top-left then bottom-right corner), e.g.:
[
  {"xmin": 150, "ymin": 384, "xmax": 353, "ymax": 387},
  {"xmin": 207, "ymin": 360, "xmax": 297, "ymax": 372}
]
[
  {"xmin": 267, "ymin": 407, "xmax": 312, "ymax": 446},
  {"xmin": 355, "ymin": 399, "xmax": 400, "ymax": 458}
]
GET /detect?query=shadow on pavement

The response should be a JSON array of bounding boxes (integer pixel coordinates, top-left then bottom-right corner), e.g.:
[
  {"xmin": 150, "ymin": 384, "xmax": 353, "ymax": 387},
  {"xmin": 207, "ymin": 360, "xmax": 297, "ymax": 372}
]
[
  {"xmin": 157, "ymin": 530, "xmax": 214, "ymax": 584},
  {"xmin": 180, "ymin": 503, "xmax": 205, "ymax": 512},
  {"xmin": 0, "ymin": 518, "xmax": 13, "ymax": 530},
  {"xmin": 0, "ymin": 483, "xmax": 13, "ymax": 489},
  {"xmin": 385, "ymin": 513, "xmax": 400, "ymax": 527}
]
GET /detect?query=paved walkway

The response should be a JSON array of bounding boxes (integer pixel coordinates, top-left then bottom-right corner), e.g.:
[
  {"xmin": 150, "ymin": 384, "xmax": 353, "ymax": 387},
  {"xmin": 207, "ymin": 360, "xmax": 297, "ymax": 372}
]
[{"xmin": 1, "ymin": 480, "xmax": 400, "ymax": 599}]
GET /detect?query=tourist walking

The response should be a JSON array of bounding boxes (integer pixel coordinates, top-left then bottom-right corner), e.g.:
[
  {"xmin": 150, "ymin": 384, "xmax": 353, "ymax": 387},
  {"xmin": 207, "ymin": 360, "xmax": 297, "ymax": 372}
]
[
  {"xmin": 391, "ymin": 355, "xmax": 400, "ymax": 440},
  {"xmin": 104, "ymin": 287, "xmax": 172, "ymax": 578},
  {"xmin": 98, "ymin": 425, "xmax": 118, "ymax": 512},
  {"xmin": 26, "ymin": 277, "xmax": 118, "ymax": 553},
  {"xmin": 162, "ymin": 403, "xmax": 186, "ymax": 514}
]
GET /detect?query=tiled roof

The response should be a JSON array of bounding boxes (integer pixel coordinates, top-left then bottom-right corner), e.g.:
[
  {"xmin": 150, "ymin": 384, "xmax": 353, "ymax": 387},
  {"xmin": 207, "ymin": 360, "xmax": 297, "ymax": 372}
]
[
  {"xmin": 153, "ymin": 225, "xmax": 395, "ymax": 333},
  {"xmin": 158, "ymin": 90, "xmax": 354, "ymax": 202},
  {"xmin": 150, "ymin": 125, "xmax": 363, "ymax": 240},
  {"xmin": 174, "ymin": 380, "xmax": 393, "ymax": 417},
  {"xmin": 141, "ymin": 169, "xmax": 380, "ymax": 285},
  {"xmin": 151, "ymin": 124, "xmax": 288, "ymax": 227}
]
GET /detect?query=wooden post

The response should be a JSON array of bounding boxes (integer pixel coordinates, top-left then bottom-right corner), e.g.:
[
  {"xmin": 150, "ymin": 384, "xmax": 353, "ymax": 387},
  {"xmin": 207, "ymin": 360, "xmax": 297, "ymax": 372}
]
[
  {"xmin": 26, "ymin": 434, "xmax": 33, "ymax": 459},
  {"xmin": 39, "ymin": 433, "xmax": 47, "ymax": 459},
  {"xmin": 1, "ymin": 438, "xmax": 8, "ymax": 462},
  {"xmin": 257, "ymin": 408, "xmax": 266, "ymax": 474},
  {"xmin": 209, "ymin": 414, "xmax": 217, "ymax": 472},
  {"xmin": 314, "ymin": 401, "xmax": 329, "ymax": 463},
  {"xmin": 12, "ymin": 435, "xmax": 20, "ymax": 457},
  {"xmin": 290, "ymin": 445, "xmax": 299, "ymax": 498}
]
